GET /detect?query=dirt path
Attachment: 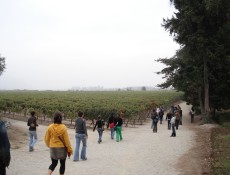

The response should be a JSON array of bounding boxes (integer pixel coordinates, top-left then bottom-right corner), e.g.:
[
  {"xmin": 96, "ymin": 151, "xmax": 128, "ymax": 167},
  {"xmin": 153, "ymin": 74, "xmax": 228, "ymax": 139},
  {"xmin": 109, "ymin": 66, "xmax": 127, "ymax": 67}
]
[{"xmin": 6, "ymin": 101, "xmax": 212, "ymax": 175}]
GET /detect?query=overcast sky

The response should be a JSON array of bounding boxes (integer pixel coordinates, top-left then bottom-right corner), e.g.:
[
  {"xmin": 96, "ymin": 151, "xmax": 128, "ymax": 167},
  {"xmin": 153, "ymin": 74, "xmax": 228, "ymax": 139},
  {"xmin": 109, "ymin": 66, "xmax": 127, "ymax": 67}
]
[{"xmin": 0, "ymin": 0, "xmax": 179, "ymax": 90}]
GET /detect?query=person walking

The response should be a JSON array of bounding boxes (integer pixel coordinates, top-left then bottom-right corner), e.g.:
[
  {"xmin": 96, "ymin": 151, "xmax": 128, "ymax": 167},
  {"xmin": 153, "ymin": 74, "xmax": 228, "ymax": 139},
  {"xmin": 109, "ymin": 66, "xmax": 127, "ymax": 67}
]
[
  {"xmin": 190, "ymin": 106, "xmax": 195, "ymax": 123},
  {"xmin": 170, "ymin": 115, "xmax": 176, "ymax": 137},
  {"xmin": 93, "ymin": 116, "xmax": 105, "ymax": 143},
  {"xmin": 107, "ymin": 112, "xmax": 116, "ymax": 139},
  {"xmin": 27, "ymin": 111, "xmax": 38, "ymax": 152},
  {"xmin": 0, "ymin": 120, "xmax": 11, "ymax": 175},
  {"xmin": 115, "ymin": 113, "xmax": 123, "ymax": 142},
  {"xmin": 177, "ymin": 105, "xmax": 182, "ymax": 125},
  {"xmin": 151, "ymin": 109, "xmax": 159, "ymax": 133},
  {"xmin": 175, "ymin": 111, "xmax": 180, "ymax": 130},
  {"xmin": 44, "ymin": 112, "xmax": 73, "ymax": 175},
  {"xmin": 73, "ymin": 111, "xmax": 88, "ymax": 161},
  {"xmin": 159, "ymin": 107, "xmax": 164, "ymax": 124},
  {"xmin": 166, "ymin": 112, "xmax": 172, "ymax": 130}
]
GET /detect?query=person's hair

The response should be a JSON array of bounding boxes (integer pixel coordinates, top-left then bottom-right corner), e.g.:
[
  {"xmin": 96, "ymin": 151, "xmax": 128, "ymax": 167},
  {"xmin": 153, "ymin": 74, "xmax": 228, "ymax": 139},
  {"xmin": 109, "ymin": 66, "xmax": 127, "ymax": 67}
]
[
  {"xmin": 110, "ymin": 112, "xmax": 114, "ymax": 117},
  {"xmin": 30, "ymin": 111, "xmax": 36, "ymax": 116},
  {"xmin": 78, "ymin": 111, "xmax": 84, "ymax": 117},
  {"xmin": 53, "ymin": 112, "xmax": 62, "ymax": 124}
]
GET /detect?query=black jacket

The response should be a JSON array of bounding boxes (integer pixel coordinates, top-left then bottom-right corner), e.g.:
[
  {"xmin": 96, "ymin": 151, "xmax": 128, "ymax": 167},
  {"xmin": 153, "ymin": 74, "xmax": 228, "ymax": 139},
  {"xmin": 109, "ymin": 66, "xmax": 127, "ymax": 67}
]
[
  {"xmin": 27, "ymin": 116, "xmax": 38, "ymax": 131},
  {"xmin": 0, "ymin": 121, "xmax": 11, "ymax": 167},
  {"xmin": 93, "ymin": 120, "xmax": 104, "ymax": 131},
  {"xmin": 115, "ymin": 117, "xmax": 123, "ymax": 126}
]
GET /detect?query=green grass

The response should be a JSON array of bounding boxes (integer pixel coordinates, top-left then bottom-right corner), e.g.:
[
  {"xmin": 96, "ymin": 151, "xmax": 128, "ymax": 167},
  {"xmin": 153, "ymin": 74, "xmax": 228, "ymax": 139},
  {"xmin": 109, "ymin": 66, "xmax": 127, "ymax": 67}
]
[{"xmin": 211, "ymin": 112, "xmax": 230, "ymax": 174}]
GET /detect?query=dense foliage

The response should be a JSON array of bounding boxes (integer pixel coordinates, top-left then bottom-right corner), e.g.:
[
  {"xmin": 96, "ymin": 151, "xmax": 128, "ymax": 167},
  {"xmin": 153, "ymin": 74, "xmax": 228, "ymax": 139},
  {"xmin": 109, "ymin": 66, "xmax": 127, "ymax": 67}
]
[
  {"xmin": 157, "ymin": 0, "xmax": 230, "ymax": 119},
  {"xmin": 0, "ymin": 90, "xmax": 182, "ymax": 120}
]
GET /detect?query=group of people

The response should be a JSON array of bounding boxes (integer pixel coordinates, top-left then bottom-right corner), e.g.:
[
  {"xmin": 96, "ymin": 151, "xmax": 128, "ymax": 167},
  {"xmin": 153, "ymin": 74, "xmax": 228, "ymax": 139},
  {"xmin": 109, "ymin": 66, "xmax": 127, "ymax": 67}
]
[
  {"xmin": 151, "ymin": 105, "xmax": 183, "ymax": 137},
  {"xmin": 93, "ymin": 112, "xmax": 124, "ymax": 143},
  {"xmin": 26, "ymin": 110, "xmax": 124, "ymax": 175},
  {"xmin": 27, "ymin": 111, "xmax": 72, "ymax": 175},
  {"xmin": 1, "ymin": 104, "xmax": 191, "ymax": 175}
]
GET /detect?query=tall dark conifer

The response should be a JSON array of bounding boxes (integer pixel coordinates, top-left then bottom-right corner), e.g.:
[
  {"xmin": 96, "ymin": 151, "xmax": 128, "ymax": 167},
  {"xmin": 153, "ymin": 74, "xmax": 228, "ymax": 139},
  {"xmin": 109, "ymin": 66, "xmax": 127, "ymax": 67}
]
[{"xmin": 157, "ymin": 0, "xmax": 230, "ymax": 119}]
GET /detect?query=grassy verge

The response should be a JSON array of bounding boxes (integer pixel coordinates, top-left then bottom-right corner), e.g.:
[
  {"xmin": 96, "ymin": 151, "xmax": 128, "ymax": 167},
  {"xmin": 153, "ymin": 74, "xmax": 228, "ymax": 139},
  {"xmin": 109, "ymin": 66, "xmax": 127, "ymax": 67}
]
[{"xmin": 211, "ymin": 112, "xmax": 230, "ymax": 174}]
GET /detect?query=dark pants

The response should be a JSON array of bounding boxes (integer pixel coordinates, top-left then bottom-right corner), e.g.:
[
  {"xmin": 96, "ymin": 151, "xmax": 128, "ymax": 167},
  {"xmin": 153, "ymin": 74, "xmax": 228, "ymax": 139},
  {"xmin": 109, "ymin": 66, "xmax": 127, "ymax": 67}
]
[
  {"xmin": 153, "ymin": 122, "xmax": 158, "ymax": 132},
  {"xmin": 159, "ymin": 116, "xmax": 163, "ymax": 124},
  {"xmin": 171, "ymin": 124, "xmax": 176, "ymax": 137},
  {"xmin": 49, "ymin": 158, "xmax": 66, "ymax": 174},
  {"xmin": 191, "ymin": 114, "xmax": 194, "ymax": 123},
  {"xmin": 0, "ymin": 161, "xmax": 6, "ymax": 175},
  {"xmin": 167, "ymin": 120, "xmax": 171, "ymax": 129},
  {"xmin": 175, "ymin": 119, "xmax": 180, "ymax": 129}
]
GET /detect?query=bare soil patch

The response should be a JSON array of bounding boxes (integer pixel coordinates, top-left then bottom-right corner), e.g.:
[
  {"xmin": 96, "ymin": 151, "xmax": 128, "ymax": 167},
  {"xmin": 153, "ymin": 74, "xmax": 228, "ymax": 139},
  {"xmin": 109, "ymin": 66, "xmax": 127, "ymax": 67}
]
[
  {"xmin": 7, "ymin": 124, "xmax": 28, "ymax": 149},
  {"xmin": 177, "ymin": 116, "xmax": 216, "ymax": 175}
]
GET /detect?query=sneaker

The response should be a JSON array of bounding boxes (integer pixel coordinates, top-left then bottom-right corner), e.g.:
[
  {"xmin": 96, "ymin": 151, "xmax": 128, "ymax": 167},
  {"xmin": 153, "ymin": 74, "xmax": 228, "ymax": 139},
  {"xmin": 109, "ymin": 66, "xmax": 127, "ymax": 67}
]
[
  {"xmin": 81, "ymin": 158, "xmax": 87, "ymax": 161},
  {"xmin": 29, "ymin": 146, "xmax": 34, "ymax": 152},
  {"xmin": 73, "ymin": 159, "xmax": 79, "ymax": 162}
]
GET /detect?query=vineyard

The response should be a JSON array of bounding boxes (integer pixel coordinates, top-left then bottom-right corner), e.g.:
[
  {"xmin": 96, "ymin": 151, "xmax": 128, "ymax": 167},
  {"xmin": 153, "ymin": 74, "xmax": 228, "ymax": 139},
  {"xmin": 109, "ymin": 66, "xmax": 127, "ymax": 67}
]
[{"xmin": 0, "ymin": 90, "xmax": 183, "ymax": 127}]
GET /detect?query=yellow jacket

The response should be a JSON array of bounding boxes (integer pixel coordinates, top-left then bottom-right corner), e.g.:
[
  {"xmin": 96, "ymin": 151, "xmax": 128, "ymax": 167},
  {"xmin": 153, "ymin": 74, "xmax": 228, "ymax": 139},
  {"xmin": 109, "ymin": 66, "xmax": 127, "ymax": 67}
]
[{"xmin": 44, "ymin": 123, "xmax": 73, "ymax": 155}]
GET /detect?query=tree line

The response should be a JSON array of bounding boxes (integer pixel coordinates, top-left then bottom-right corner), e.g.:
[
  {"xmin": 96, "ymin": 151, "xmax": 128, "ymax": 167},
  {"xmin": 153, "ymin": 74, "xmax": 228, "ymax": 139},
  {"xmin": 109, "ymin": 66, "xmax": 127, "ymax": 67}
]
[{"xmin": 157, "ymin": 0, "xmax": 230, "ymax": 121}]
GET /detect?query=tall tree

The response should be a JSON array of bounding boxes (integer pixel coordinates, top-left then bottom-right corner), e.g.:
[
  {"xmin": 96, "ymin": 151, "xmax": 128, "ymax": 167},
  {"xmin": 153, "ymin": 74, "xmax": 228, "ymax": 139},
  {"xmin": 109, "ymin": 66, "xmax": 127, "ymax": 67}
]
[
  {"xmin": 157, "ymin": 0, "xmax": 230, "ymax": 119},
  {"xmin": 156, "ymin": 47, "xmax": 202, "ymax": 109}
]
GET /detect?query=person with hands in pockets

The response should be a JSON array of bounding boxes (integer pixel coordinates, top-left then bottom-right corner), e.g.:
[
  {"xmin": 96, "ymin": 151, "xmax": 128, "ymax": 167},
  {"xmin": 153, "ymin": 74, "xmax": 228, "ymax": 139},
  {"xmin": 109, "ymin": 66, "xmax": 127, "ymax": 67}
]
[
  {"xmin": 44, "ymin": 112, "xmax": 73, "ymax": 175},
  {"xmin": 73, "ymin": 111, "xmax": 88, "ymax": 161}
]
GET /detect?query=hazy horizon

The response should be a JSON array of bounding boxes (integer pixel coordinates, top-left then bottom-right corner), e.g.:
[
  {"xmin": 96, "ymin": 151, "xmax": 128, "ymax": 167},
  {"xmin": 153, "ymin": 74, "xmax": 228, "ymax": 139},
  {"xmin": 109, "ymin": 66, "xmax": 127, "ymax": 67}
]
[{"xmin": 0, "ymin": 0, "xmax": 179, "ymax": 90}]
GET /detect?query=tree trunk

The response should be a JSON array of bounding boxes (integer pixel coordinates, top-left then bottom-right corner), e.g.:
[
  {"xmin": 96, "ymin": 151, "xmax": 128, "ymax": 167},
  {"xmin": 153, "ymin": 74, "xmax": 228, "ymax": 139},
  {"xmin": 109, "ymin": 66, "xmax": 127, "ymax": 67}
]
[
  {"xmin": 199, "ymin": 86, "xmax": 204, "ymax": 120},
  {"xmin": 203, "ymin": 57, "xmax": 210, "ymax": 120}
]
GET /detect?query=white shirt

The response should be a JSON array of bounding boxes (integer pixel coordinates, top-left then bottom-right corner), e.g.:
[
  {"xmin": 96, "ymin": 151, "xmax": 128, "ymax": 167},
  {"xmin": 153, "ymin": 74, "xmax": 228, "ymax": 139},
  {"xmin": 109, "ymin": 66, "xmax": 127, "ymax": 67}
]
[{"xmin": 170, "ymin": 116, "xmax": 176, "ymax": 124}]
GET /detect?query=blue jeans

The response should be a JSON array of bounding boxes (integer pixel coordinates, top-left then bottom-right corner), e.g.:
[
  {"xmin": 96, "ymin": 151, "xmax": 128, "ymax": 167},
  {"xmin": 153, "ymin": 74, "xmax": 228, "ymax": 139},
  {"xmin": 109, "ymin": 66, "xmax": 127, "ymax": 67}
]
[
  {"xmin": 97, "ymin": 128, "xmax": 103, "ymax": 142},
  {"xmin": 73, "ymin": 133, "xmax": 87, "ymax": 161},
  {"xmin": 110, "ymin": 127, "xmax": 115, "ymax": 139},
  {"xmin": 29, "ymin": 130, "xmax": 37, "ymax": 150}
]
